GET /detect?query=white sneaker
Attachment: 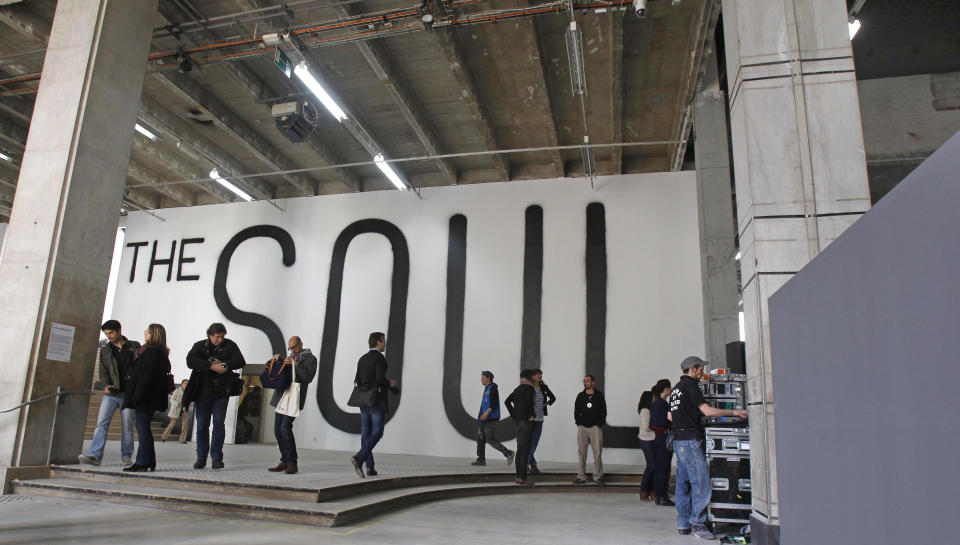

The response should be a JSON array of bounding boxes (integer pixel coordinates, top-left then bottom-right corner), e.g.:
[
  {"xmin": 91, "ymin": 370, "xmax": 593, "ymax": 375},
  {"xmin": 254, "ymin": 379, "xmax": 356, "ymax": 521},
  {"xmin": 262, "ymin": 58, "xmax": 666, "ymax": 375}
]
[
  {"xmin": 121, "ymin": 458, "xmax": 133, "ymax": 467},
  {"xmin": 77, "ymin": 454, "xmax": 101, "ymax": 466}
]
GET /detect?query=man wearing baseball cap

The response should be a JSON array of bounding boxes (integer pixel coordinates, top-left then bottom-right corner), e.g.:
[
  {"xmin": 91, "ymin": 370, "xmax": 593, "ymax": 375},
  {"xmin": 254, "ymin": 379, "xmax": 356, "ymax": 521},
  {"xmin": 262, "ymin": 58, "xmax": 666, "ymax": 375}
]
[
  {"xmin": 472, "ymin": 370, "xmax": 515, "ymax": 466},
  {"xmin": 669, "ymin": 356, "xmax": 748, "ymax": 540}
]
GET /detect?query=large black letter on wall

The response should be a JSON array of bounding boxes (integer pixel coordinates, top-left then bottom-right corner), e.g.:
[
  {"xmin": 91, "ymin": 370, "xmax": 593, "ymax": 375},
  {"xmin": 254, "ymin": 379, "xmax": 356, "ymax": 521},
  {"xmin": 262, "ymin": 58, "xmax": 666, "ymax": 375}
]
[
  {"xmin": 442, "ymin": 206, "xmax": 544, "ymax": 441},
  {"xmin": 585, "ymin": 202, "xmax": 640, "ymax": 448},
  {"xmin": 316, "ymin": 220, "xmax": 409, "ymax": 434},
  {"xmin": 213, "ymin": 226, "xmax": 295, "ymax": 359}
]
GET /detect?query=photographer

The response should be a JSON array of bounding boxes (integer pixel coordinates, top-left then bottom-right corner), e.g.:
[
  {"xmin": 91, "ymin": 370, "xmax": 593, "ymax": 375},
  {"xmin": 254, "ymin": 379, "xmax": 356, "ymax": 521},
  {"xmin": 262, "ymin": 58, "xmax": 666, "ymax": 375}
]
[{"xmin": 184, "ymin": 322, "xmax": 246, "ymax": 469}]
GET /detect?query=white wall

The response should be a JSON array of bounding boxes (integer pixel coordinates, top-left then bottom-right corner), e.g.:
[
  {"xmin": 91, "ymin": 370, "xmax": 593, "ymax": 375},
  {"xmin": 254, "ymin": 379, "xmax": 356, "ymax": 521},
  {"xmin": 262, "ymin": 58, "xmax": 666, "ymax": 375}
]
[
  {"xmin": 111, "ymin": 173, "xmax": 704, "ymax": 464},
  {"xmin": 0, "ymin": 222, "xmax": 6, "ymax": 262}
]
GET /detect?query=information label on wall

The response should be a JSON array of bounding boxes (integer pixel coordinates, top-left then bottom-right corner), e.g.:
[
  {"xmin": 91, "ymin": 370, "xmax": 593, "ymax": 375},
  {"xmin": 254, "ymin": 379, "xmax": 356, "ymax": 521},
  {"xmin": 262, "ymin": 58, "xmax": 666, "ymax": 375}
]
[{"xmin": 46, "ymin": 322, "xmax": 75, "ymax": 362}]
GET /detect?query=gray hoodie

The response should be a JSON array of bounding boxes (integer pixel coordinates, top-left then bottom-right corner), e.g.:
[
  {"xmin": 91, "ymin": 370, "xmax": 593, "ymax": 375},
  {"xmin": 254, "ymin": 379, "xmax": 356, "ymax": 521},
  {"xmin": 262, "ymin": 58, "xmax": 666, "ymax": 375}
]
[{"xmin": 269, "ymin": 348, "xmax": 318, "ymax": 410}]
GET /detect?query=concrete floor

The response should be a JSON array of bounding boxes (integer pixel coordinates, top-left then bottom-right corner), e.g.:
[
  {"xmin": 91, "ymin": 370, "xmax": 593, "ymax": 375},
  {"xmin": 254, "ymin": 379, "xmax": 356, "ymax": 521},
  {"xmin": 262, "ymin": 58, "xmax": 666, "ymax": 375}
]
[
  {"xmin": 0, "ymin": 441, "xmax": 712, "ymax": 544},
  {"xmin": 0, "ymin": 493, "xmax": 694, "ymax": 545}
]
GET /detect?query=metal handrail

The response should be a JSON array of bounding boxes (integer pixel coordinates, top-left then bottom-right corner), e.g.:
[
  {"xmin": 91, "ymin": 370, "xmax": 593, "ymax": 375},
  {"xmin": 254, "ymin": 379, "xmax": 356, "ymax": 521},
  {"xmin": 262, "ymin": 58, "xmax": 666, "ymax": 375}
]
[
  {"xmin": 0, "ymin": 388, "xmax": 93, "ymax": 413},
  {"xmin": 0, "ymin": 387, "xmax": 94, "ymax": 465}
]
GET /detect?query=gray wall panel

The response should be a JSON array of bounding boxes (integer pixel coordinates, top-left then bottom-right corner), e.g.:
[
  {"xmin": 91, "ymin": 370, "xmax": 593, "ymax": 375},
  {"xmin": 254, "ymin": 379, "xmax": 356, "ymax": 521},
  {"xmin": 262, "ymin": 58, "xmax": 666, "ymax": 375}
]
[{"xmin": 770, "ymin": 130, "xmax": 960, "ymax": 545}]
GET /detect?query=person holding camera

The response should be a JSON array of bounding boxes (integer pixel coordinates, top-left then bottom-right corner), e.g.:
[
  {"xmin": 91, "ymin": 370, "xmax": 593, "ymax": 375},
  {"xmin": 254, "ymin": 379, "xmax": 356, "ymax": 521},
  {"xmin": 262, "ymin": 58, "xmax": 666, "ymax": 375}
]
[
  {"xmin": 184, "ymin": 322, "xmax": 246, "ymax": 469},
  {"xmin": 267, "ymin": 336, "xmax": 317, "ymax": 475},
  {"xmin": 78, "ymin": 320, "xmax": 140, "ymax": 467}
]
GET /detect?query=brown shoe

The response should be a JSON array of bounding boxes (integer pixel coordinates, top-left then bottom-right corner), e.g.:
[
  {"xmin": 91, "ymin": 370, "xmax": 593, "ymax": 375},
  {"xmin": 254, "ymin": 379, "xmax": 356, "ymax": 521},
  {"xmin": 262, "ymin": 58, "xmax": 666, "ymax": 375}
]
[
  {"xmin": 471, "ymin": 460, "xmax": 486, "ymax": 466},
  {"xmin": 283, "ymin": 464, "xmax": 298, "ymax": 474},
  {"xmin": 268, "ymin": 463, "xmax": 288, "ymax": 472},
  {"xmin": 528, "ymin": 465, "xmax": 541, "ymax": 475},
  {"xmin": 639, "ymin": 491, "xmax": 650, "ymax": 501}
]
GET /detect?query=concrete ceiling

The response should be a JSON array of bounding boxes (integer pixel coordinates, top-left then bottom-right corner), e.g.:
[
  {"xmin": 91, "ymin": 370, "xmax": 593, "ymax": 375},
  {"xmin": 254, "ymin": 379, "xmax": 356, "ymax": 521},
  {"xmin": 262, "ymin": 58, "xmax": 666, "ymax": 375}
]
[{"xmin": 0, "ymin": 0, "xmax": 716, "ymax": 218}]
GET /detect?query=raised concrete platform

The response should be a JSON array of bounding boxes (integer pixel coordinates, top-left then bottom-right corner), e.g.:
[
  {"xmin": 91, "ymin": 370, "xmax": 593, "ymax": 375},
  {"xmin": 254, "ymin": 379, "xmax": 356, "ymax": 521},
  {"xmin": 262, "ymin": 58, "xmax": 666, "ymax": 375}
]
[{"xmin": 10, "ymin": 442, "xmax": 646, "ymax": 527}]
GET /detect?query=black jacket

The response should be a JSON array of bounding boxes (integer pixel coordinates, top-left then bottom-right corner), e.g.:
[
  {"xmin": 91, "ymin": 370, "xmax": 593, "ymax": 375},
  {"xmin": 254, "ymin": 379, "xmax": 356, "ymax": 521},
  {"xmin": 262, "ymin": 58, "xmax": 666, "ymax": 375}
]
[
  {"xmin": 354, "ymin": 349, "xmax": 400, "ymax": 406},
  {"xmin": 538, "ymin": 382, "xmax": 557, "ymax": 416},
  {"xmin": 183, "ymin": 338, "xmax": 246, "ymax": 403},
  {"xmin": 574, "ymin": 389, "xmax": 607, "ymax": 428},
  {"xmin": 122, "ymin": 345, "xmax": 171, "ymax": 412},
  {"xmin": 505, "ymin": 383, "xmax": 536, "ymax": 421},
  {"xmin": 97, "ymin": 338, "xmax": 140, "ymax": 391}
]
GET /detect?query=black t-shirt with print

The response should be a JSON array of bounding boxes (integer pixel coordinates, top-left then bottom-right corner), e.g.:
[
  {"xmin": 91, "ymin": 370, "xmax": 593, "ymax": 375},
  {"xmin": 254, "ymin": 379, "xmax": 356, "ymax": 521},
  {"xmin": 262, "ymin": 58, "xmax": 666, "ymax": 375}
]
[{"xmin": 668, "ymin": 375, "xmax": 708, "ymax": 440}]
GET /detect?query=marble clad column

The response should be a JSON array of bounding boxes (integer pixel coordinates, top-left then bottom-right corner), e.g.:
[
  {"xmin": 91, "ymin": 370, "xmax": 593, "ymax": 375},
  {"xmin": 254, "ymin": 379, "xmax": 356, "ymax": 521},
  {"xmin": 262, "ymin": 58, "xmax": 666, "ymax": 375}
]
[
  {"xmin": 721, "ymin": 0, "xmax": 872, "ymax": 542},
  {"xmin": 0, "ymin": 0, "xmax": 160, "ymax": 467}
]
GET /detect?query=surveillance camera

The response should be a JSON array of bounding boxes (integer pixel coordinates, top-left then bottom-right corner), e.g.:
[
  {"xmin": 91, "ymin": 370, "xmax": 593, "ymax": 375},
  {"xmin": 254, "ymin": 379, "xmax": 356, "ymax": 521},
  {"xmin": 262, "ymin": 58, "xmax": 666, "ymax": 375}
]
[{"xmin": 633, "ymin": 0, "xmax": 647, "ymax": 18}]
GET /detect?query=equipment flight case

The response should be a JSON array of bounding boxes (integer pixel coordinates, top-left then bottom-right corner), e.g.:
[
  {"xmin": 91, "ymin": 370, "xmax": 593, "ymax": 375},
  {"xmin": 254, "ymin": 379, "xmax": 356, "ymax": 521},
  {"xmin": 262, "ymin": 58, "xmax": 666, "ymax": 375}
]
[
  {"xmin": 704, "ymin": 425, "xmax": 751, "ymax": 524},
  {"xmin": 701, "ymin": 372, "xmax": 751, "ymax": 525}
]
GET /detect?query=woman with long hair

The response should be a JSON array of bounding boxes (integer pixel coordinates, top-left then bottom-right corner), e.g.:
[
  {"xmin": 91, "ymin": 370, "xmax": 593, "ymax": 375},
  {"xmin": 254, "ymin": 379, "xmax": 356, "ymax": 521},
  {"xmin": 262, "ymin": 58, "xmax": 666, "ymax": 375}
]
[
  {"xmin": 123, "ymin": 323, "xmax": 171, "ymax": 472},
  {"xmin": 649, "ymin": 380, "xmax": 674, "ymax": 505},
  {"xmin": 637, "ymin": 390, "xmax": 656, "ymax": 500}
]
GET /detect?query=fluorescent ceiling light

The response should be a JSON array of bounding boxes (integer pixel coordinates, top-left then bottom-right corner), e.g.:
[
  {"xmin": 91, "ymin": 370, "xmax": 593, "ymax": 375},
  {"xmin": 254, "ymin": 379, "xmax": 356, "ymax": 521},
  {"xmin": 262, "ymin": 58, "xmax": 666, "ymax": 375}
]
[
  {"xmin": 374, "ymin": 154, "xmax": 407, "ymax": 191},
  {"xmin": 294, "ymin": 62, "xmax": 347, "ymax": 122},
  {"xmin": 0, "ymin": 151, "xmax": 12, "ymax": 162},
  {"xmin": 209, "ymin": 168, "xmax": 253, "ymax": 202},
  {"xmin": 848, "ymin": 19, "xmax": 861, "ymax": 39},
  {"xmin": 134, "ymin": 123, "xmax": 159, "ymax": 141}
]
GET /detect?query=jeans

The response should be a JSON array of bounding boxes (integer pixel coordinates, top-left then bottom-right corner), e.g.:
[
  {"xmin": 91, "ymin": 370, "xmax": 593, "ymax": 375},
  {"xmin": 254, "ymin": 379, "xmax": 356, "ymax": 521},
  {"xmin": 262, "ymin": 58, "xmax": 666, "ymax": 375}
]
[
  {"xmin": 354, "ymin": 403, "xmax": 386, "ymax": 470},
  {"xmin": 476, "ymin": 420, "xmax": 510, "ymax": 461},
  {"xmin": 87, "ymin": 393, "xmax": 134, "ymax": 461},
  {"xmin": 674, "ymin": 438, "xmax": 711, "ymax": 529},
  {"xmin": 639, "ymin": 439, "xmax": 654, "ymax": 493},
  {"xmin": 134, "ymin": 409, "xmax": 155, "ymax": 467},
  {"xmin": 527, "ymin": 420, "xmax": 543, "ymax": 466},
  {"xmin": 275, "ymin": 412, "xmax": 297, "ymax": 465},
  {"xmin": 514, "ymin": 419, "xmax": 534, "ymax": 480},
  {"xmin": 654, "ymin": 443, "xmax": 673, "ymax": 498},
  {"xmin": 194, "ymin": 395, "xmax": 228, "ymax": 462}
]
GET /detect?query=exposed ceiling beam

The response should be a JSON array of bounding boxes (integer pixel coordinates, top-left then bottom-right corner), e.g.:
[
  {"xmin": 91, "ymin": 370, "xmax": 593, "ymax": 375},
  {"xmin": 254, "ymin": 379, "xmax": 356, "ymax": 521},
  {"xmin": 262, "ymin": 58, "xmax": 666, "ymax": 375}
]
[
  {"xmin": 332, "ymin": 3, "xmax": 458, "ymax": 185},
  {"xmin": 129, "ymin": 132, "xmax": 235, "ymax": 204},
  {"xmin": 157, "ymin": 0, "xmax": 359, "ymax": 194},
  {"xmin": 0, "ymin": 110, "xmax": 27, "ymax": 151},
  {"xmin": 137, "ymin": 93, "xmax": 272, "ymax": 203},
  {"xmin": 0, "ymin": 3, "xmax": 225, "ymax": 206},
  {"xmin": 127, "ymin": 159, "xmax": 196, "ymax": 207},
  {"xmin": 0, "ymin": 4, "xmax": 50, "ymax": 43},
  {"xmin": 430, "ymin": 28, "xmax": 510, "ymax": 182},
  {"xmin": 669, "ymin": 0, "xmax": 719, "ymax": 171},
  {"xmin": 0, "ymin": 42, "xmax": 38, "ymax": 125},
  {"xmin": 156, "ymin": 71, "xmax": 315, "ymax": 197},
  {"xmin": 523, "ymin": 16, "xmax": 564, "ymax": 178},
  {"xmin": 610, "ymin": 12, "xmax": 624, "ymax": 175},
  {"xmin": 124, "ymin": 181, "xmax": 162, "ymax": 210}
]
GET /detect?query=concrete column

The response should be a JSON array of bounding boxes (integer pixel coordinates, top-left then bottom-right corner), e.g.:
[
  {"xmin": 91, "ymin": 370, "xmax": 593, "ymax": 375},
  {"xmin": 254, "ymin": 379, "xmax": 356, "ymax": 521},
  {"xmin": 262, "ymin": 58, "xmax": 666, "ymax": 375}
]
[
  {"xmin": 0, "ymin": 0, "xmax": 160, "ymax": 468},
  {"xmin": 721, "ymin": 1, "xmax": 872, "ymax": 542},
  {"xmin": 694, "ymin": 41, "xmax": 740, "ymax": 367}
]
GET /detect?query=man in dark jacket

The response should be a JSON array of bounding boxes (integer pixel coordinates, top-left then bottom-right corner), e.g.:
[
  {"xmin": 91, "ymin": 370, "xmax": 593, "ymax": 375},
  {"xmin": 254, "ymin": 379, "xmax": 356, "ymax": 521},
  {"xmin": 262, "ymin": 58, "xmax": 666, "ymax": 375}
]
[
  {"xmin": 527, "ymin": 368, "xmax": 556, "ymax": 474},
  {"xmin": 504, "ymin": 369, "xmax": 536, "ymax": 486},
  {"xmin": 184, "ymin": 322, "xmax": 246, "ymax": 469},
  {"xmin": 78, "ymin": 320, "xmax": 140, "ymax": 467},
  {"xmin": 472, "ymin": 370, "xmax": 514, "ymax": 466},
  {"xmin": 350, "ymin": 332, "xmax": 399, "ymax": 478},
  {"xmin": 573, "ymin": 374, "xmax": 606, "ymax": 485},
  {"xmin": 267, "ymin": 336, "xmax": 317, "ymax": 475}
]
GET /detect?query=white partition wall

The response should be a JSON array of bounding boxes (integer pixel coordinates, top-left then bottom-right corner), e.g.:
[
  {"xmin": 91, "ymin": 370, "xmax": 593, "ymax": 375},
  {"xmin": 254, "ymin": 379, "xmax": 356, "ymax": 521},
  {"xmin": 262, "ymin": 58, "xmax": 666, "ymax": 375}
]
[{"xmin": 111, "ymin": 173, "xmax": 704, "ymax": 464}]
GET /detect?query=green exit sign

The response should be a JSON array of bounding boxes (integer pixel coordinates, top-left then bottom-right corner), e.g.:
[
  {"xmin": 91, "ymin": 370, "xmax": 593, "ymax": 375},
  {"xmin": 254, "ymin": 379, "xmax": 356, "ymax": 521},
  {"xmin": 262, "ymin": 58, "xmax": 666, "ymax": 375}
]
[{"xmin": 275, "ymin": 48, "xmax": 292, "ymax": 78}]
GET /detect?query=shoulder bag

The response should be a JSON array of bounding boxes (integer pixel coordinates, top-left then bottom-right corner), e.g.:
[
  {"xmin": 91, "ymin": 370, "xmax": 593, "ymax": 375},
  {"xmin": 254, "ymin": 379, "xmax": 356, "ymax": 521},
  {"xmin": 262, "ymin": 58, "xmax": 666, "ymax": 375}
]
[
  {"xmin": 347, "ymin": 384, "xmax": 378, "ymax": 408},
  {"xmin": 275, "ymin": 357, "xmax": 301, "ymax": 417},
  {"xmin": 260, "ymin": 357, "xmax": 292, "ymax": 391}
]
